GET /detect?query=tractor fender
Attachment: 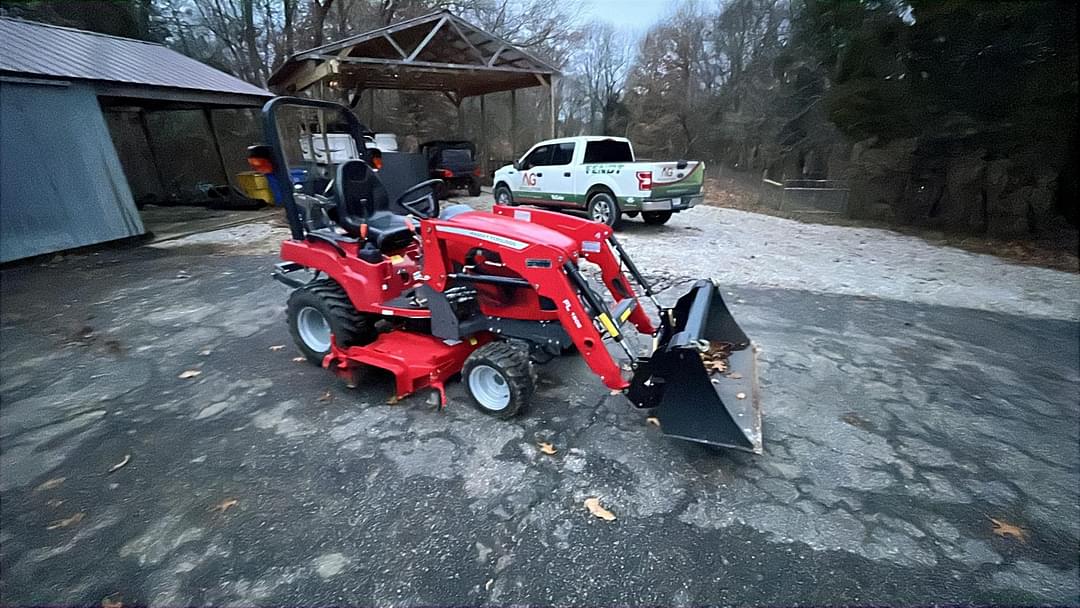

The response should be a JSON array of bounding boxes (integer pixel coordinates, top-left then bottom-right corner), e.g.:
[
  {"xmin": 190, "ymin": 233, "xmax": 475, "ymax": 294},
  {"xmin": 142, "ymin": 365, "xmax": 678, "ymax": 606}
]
[{"xmin": 279, "ymin": 239, "xmax": 402, "ymax": 316}]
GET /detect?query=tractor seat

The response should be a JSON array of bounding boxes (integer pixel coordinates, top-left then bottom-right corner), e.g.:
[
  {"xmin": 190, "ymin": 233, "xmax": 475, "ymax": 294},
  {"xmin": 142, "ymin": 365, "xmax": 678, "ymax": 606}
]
[
  {"xmin": 335, "ymin": 160, "xmax": 414, "ymax": 252},
  {"xmin": 365, "ymin": 211, "xmax": 414, "ymax": 251}
]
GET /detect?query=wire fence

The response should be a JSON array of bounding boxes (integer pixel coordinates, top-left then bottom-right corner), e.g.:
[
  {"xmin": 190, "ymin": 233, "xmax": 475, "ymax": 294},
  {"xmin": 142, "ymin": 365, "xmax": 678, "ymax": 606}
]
[{"xmin": 761, "ymin": 178, "xmax": 850, "ymax": 214}]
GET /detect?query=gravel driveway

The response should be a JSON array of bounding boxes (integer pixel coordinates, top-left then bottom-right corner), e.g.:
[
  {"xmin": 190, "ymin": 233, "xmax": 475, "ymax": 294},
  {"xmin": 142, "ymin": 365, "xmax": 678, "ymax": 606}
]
[{"xmin": 1, "ymin": 197, "xmax": 1076, "ymax": 605}]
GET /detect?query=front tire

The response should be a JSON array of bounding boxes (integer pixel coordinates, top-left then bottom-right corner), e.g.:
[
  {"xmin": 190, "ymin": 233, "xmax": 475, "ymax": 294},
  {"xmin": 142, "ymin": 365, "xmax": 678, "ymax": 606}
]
[
  {"xmin": 587, "ymin": 191, "xmax": 622, "ymax": 229},
  {"xmin": 287, "ymin": 279, "xmax": 373, "ymax": 365},
  {"xmin": 642, "ymin": 210, "xmax": 673, "ymax": 225},
  {"xmin": 493, "ymin": 184, "xmax": 514, "ymax": 206},
  {"xmin": 463, "ymin": 341, "xmax": 534, "ymax": 419}
]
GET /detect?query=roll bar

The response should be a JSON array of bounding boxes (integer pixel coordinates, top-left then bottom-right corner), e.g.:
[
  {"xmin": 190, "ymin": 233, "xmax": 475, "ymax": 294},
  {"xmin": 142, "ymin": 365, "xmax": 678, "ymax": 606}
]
[{"xmin": 260, "ymin": 96, "xmax": 372, "ymax": 241}]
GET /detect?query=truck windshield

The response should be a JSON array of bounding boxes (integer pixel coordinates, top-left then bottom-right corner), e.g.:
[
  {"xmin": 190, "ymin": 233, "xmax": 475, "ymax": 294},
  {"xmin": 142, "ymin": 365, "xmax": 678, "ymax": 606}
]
[{"xmin": 583, "ymin": 140, "xmax": 633, "ymax": 163}]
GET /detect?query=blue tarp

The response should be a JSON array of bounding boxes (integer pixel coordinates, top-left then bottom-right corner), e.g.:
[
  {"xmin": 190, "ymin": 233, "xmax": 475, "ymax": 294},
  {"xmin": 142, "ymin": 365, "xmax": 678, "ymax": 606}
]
[{"xmin": 0, "ymin": 80, "xmax": 145, "ymax": 262}]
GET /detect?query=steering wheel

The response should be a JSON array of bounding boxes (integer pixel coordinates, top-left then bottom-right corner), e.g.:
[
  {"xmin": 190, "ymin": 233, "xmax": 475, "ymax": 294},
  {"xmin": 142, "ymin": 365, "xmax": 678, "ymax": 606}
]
[{"xmin": 395, "ymin": 179, "xmax": 444, "ymax": 218}]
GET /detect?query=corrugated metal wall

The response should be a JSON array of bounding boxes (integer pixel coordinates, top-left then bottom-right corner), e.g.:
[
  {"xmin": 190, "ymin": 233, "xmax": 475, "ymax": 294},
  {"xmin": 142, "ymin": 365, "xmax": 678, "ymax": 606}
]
[{"xmin": 0, "ymin": 80, "xmax": 144, "ymax": 263}]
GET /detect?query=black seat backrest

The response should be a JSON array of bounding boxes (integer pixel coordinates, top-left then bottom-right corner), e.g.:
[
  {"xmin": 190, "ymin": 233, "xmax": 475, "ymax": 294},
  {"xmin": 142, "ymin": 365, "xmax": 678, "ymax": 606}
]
[{"xmin": 334, "ymin": 160, "xmax": 391, "ymax": 236}]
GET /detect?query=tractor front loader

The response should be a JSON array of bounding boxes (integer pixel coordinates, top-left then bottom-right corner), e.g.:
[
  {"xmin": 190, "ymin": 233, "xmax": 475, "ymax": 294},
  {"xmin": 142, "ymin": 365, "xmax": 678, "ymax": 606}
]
[{"xmin": 262, "ymin": 96, "xmax": 762, "ymax": 453}]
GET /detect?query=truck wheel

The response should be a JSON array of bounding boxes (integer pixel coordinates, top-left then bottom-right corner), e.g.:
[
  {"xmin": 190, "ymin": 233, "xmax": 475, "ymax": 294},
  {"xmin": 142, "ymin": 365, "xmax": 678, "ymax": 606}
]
[
  {"xmin": 642, "ymin": 210, "xmax": 673, "ymax": 225},
  {"xmin": 287, "ymin": 279, "xmax": 374, "ymax": 365},
  {"xmin": 493, "ymin": 184, "xmax": 514, "ymax": 206},
  {"xmin": 588, "ymin": 192, "xmax": 622, "ymax": 229},
  {"xmin": 625, "ymin": 211, "xmax": 640, "ymax": 218},
  {"xmin": 463, "ymin": 341, "xmax": 534, "ymax": 419},
  {"xmin": 468, "ymin": 178, "xmax": 482, "ymax": 197}
]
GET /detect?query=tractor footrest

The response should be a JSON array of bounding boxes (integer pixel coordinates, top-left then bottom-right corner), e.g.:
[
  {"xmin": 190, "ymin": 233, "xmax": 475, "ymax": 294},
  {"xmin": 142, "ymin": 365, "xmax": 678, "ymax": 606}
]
[{"xmin": 325, "ymin": 331, "xmax": 488, "ymax": 404}]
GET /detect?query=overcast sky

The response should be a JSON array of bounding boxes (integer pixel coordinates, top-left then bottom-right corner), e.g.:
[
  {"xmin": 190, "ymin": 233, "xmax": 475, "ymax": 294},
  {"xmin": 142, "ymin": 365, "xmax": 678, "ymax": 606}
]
[{"xmin": 578, "ymin": 0, "xmax": 674, "ymax": 32}]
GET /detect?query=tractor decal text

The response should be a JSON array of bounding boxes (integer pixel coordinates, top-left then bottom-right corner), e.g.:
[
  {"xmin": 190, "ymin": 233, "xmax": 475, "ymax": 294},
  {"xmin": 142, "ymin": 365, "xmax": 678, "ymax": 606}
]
[
  {"xmin": 585, "ymin": 164, "xmax": 624, "ymax": 175},
  {"xmin": 436, "ymin": 226, "xmax": 529, "ymax": 251},
  {"xmin": 562, "ymin": 298, "xmax": 583, "ymax": 328}
]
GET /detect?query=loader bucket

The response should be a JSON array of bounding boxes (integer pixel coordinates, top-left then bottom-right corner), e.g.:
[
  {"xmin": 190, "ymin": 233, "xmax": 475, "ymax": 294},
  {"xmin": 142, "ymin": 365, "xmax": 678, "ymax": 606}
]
[{"xmin": 628, "ymin": 280, "xmax": 762, "ymax": 453}]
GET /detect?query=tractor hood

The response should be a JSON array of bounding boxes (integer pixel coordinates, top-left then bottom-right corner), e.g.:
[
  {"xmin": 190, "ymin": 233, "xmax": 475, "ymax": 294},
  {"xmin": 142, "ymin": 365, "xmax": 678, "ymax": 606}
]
[{"xmin": 438, "ymin": 210, "xmax": 580, "ymax": 258}]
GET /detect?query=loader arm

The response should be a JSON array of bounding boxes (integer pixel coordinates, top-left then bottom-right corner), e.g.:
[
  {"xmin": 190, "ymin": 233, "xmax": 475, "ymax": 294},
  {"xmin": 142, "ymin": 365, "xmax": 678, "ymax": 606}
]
[
  {"xmin": 420, "ymin": 215, "xmax": 632, "ymax": 390},
  {"xmin": 492, "ymin": 204, "xmax": 656, "ymax": 335}
]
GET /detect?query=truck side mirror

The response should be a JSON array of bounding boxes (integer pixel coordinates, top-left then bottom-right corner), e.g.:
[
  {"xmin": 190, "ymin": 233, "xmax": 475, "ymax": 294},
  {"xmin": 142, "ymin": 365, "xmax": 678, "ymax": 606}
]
[{"xmin": 512, "ymin": 160, "xmax": 523, "ymax": 171}]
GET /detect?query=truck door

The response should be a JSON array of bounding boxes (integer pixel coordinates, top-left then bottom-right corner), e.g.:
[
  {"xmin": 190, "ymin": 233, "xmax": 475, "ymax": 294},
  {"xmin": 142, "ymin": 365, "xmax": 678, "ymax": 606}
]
[
  {"xmin": 543, "ymin": 142, "xmax": 577, "ymax": 206},
  {"xmin": 513, "ymin": 144, "xmax": 553, "ymax": 204}
]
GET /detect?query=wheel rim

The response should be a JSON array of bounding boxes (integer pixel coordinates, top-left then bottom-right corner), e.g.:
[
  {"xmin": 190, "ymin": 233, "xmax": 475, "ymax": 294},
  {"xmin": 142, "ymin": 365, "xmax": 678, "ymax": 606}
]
[
  {"xmin": 496, "ymin": 189, "xmax": 510, "ymax": 204},
  {"xmin": 469, "ymin": 364, "xmax": 511, "ymax": 411},
  {"xmin": 297, "ymin": 306, "xmax": 332, "ymax": 353},
  {"xmin": 591, "ymin": 198, "xmax": 612, "ymax": 224}
]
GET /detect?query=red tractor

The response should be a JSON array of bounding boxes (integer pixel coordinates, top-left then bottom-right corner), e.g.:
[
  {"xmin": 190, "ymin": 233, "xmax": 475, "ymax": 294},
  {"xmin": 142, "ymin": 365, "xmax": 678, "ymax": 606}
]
[{"xmin": 264, "ymin": 97, "xmax": 761, "ymax": 453}]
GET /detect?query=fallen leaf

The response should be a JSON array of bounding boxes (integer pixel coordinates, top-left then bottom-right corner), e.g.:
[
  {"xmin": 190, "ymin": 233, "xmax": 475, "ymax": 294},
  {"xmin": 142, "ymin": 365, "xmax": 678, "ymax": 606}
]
[
  {"xmin": 990, "ymin": 517, "xmax": 1027, "ymax": 542},
  {"xmin": 318, "ymin": 390, "xmax": 333, "ymax": 402},
  {"xmin": 485, "ymin": 579, "xmax": 494, "ymax": 591},
  {"xmin": 538, "ymin": 442, "xmax": 557, "ymax": 455},
  {"xmin": 704, "ymin": 359, "xmax": 728, "ymax": 373},
  {"xmin": 387, "ymin": 396, "xmax": 400, "ymax": 405},
  {"xmin": 102, "ymin": 594, "xmax": 123, "ymax": 608},
  {"xmin": 270, "ymin": 345, "xmax": 285, "ymax": 351},
  {"xmin": 736, "ymin": 392, "xmax": 747, "ymax": 400},
  {"xmin": 46, "ymin": 512, "xmax": 84, "ymax": 530},
  {"xmin": 646, "ymin": 416, "xmax": 660, "ymax": 427},
  {"xmin": 841, "ymin": 412, "xmax": 871, "ymax": 429},
  {"xmin": 292, "ymin": 356, "xmax": 306, "ymax": 362},
  {"xmin": 198, "ymin": 349, "xmax": 212, "ymax": 357},
  {"xmin": 609, "ymin": 389, "xmax": 622, "ymax": 396},
  {"xmin": 108, "ymin": 454, "xmax": 131, "ymax": 473},
  {"xmin": 35, "ymin": 477, "xmax": 66, "ymax": 492},
  {"xmin": 726, "ymin": 372, "xmax": 743, "ymax": 380},
  {"xmin": 46, "ymin": 499, "xmax": 65, "ymax": 508},
  {"xmin": 584, "ymin": 497, "xmax": 616, "ymax": 521},
  {"xmin": 210, "ymin": 498, "xmax": 239, "ymax": 514},
  {"xmin": 178, "ymin": 370, "xmax": 202, "ymax": 379}
]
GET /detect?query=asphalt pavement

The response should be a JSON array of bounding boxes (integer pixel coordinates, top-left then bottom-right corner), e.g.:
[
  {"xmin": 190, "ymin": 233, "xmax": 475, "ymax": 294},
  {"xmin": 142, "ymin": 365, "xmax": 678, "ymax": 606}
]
[{"xmin": 0, "ymin": 225, "xmax": 1077, "ymax": 605}]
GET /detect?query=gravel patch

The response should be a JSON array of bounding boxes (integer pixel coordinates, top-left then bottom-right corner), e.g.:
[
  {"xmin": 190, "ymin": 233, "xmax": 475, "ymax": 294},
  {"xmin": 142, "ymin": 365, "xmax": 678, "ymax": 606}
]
[
  {"xmin": 162, "ymin": 194, "xmax": 1079, "ymax": 321},
  {"xmin": 615, "ymin": 206, "xmax": 1080, "ymax": 321}
]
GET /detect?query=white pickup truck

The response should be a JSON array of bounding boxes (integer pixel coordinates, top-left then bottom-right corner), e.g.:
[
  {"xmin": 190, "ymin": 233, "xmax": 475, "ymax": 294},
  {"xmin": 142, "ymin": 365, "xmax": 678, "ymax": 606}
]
[{"xmin": 492, "ymin": 136, "xmax": 704, "ymax": 228}]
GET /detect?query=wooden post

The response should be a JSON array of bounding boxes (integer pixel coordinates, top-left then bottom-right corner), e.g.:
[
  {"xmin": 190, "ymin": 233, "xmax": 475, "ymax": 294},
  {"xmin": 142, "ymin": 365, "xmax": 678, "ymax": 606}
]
[
  {"xmin": 457, "ymin": 98, "xmax": 465, "ymax": 138},
  {"xmin": 368, "ymin": 88, "xmax": 376, "ymax": 129},
  {"xmin": 203, "ymin": 108, "xmax": 232, "ymax": 188},
  {"xmin": 480, "ymin": 94, "xmax": 487, "ymax": 177},
  {"xmin": 510, "ymin": 88, "xmax": 517, "ymax": 156},
  {"xmin": 137, "ymin": 110, "xmax": 167, "ymax": 195},
  {"xmin": 549, "ymin": 75, "xmax": 557, "ymax": 139}
]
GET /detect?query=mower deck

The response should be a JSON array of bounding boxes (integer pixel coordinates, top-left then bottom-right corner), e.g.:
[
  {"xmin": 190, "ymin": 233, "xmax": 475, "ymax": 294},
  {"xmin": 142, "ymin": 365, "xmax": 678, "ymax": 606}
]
[{"xmin": 325, "ymin": 331, "xmax": 491, "ymax": 405}]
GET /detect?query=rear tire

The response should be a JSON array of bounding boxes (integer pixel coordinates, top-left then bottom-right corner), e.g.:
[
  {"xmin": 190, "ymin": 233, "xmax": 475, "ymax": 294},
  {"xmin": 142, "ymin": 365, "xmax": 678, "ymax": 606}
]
[
  {"xmin": 463, "ymin": 341, "xmax": 534, "ymax": 419},
  {"xmin": 588, "ymin": 191, "xmax": 622, "ymax": 229},
  {"xmin": 493, "ymin": 184, "xmax": 514, "ymax": 206},
  {"xmin": 625, "ymin": 211, "xmax": 639, "ymax": 218},
  {"xmin": 287, "ymin": 279, "xmax": 373, "ymax": 365},
  {"xmin": 468, "ymin": 178, "xmax": 482, "ymax": 197},
  {"xmin": 642, "ymin": 210, "xmax": 673, "ymax": 225}
]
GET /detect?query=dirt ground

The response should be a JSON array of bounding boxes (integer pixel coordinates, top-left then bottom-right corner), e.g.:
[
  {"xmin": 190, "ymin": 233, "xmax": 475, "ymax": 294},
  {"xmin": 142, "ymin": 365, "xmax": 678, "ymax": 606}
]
[{"xmin": 704, "ymin": 170, "xmax": 1080, "ymax": 274}]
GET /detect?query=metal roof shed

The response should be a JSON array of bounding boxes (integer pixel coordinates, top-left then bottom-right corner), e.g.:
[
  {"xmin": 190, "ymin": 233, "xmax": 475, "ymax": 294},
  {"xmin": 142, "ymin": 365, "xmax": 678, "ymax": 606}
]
[
  {"xmin": 268, "ymin": 11, "xmax": 560, "ymax": 163},
  {"xmin": 0, "ymin": 18, "xmax": 273, "ymax": 263}
]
